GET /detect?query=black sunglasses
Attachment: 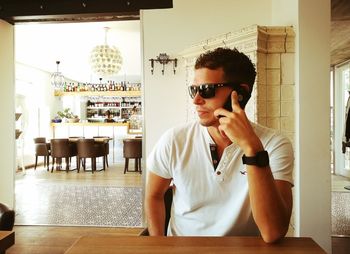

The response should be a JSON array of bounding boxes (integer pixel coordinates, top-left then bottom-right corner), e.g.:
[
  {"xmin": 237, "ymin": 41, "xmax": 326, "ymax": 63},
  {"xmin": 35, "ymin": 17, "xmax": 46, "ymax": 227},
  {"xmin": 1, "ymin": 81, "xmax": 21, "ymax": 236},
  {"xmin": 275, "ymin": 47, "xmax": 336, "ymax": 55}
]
[{"xmin": 188, "ymin": 83, "xmax": 240, "ymax": 99}]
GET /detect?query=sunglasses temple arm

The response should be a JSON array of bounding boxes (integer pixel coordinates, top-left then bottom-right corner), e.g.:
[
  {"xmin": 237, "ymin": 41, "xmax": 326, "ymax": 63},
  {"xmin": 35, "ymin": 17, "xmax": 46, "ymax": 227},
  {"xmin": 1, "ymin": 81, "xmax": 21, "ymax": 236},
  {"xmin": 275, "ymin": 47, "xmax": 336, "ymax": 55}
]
[
  {"xmin": 150, "ymin": 59, "xmax": 154, "ymax": 75},
  {"xmin": 173, "ymin": 59, "xmax": 177, "ymax": 74}
]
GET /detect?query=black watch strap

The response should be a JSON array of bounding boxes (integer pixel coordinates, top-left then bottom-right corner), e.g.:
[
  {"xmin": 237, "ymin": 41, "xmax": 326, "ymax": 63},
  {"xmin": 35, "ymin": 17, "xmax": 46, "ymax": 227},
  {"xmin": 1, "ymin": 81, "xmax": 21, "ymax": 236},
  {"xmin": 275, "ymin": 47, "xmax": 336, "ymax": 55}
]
[{"xmin": 242, "ymin": 150, "xmax": 269, "ymax": 167}]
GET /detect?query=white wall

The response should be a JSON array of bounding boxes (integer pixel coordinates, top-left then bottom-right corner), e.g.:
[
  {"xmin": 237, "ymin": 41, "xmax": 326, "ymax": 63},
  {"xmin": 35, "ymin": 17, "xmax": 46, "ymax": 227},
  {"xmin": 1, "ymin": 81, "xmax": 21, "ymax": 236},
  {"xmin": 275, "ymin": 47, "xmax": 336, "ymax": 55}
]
[
  {"xmin": 16, "ymin": 63, "xmax": 58, "ymax": 166},
  {"xmin": 271, "ymin": 0, "xmax": 331, "ymax": 252},
  {"xmin": 16, "ymin": 62, "xmax": 58, "ymax": 122},
  {"xmin": 0, "ymin": 20, "xmax": 15, "ymax": 208},
  {"xmin": 297, "ymin": 0, "xmax": 331, "ymax": 252},
  {"xmin": 271, "ymin": 0, "xmax": 298, "ymax": 25}
]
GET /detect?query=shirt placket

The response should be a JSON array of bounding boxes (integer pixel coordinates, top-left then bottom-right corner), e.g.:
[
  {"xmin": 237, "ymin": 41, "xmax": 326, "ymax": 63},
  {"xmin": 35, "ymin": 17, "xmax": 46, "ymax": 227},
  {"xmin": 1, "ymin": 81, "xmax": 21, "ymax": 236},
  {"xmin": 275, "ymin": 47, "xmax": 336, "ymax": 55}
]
[{"xmin": 213, "ymin": 147, "xmax": 234, "ymax": 182}]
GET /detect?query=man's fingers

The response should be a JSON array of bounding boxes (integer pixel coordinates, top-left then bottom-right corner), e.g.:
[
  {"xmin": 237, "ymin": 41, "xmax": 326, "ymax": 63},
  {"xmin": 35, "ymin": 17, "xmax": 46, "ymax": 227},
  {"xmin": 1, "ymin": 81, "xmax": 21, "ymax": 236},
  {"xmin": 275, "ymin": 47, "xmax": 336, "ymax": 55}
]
[
  {"xmin": 231, "ymin": 90, "xmax": 239, "ymax": 108},
  {"xmin": 214, "ymin": 108, "xmax": 229, "ymax": 118},
  {"xmin": 231, "ymin": 90, "xmax": 243, "ymax": 112},
  {"xmin": 218, "ymin": 125, "xmax": 228, "ymax": 139}
]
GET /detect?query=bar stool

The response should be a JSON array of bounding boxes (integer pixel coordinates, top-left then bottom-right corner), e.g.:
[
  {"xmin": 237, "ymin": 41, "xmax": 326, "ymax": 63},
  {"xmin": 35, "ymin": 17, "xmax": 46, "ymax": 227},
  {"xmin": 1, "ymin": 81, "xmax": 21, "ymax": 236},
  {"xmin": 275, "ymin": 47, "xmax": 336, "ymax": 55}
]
[
  {"xmin": 77, "ymin": 139, "xmax": 106, "ymax": 173},
  {"xmin": 33, "ymin": 137, "xmax": 50, "ymax": 171},
  {"xmin": 123, "ymin": 138, "xmax": 142, "ymax": 174},
  {"xmin": 50, "ymin": 139, "xmax": 78, "ymax": 173},
  {"xmin": 93, "ymin": 136, "xmax": 110, "ymax": 167}
]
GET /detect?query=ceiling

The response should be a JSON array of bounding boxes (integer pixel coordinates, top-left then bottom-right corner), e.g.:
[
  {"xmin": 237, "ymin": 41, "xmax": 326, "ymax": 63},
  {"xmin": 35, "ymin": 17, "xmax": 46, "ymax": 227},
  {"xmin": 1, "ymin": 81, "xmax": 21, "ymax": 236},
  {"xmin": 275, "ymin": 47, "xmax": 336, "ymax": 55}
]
[
  {"xmin": 331, "ymin": 0, "xmax": 350, "ymax": 66},
  {"xmin": 0, "ymin": 0, "xmax": 172, "ymax": 24},
  {"xmin": 15, "ymin": 20, "xmax": 141, "ymax": 83}
]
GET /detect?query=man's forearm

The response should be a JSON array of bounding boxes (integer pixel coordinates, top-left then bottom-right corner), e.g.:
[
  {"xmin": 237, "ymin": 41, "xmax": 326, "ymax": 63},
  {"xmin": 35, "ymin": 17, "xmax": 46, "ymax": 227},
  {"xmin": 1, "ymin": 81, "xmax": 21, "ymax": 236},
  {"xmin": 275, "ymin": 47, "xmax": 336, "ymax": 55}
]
[
  {"xmin": 145, "ymin": 196, "xmax": 167, "ymax": 236},
  {"xmin": 247, "ymin": 166, "xmax": 292, "ymax": 243}
]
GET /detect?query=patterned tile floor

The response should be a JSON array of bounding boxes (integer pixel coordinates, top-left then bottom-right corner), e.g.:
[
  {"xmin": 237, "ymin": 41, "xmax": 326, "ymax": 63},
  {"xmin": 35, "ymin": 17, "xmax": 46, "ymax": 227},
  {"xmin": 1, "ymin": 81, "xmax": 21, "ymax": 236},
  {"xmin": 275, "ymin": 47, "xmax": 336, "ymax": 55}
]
[
  {"xmin": 331, "ymin": 175, "xmax": 350, "ymax": 237},
  {"xmin": 332, "ymin": 192, "xmax": 350, "ymax": 236},
  {"xmin": 15, "ymin": 163, "xmax": 143, "ymax": 227},
  {"xmin": 15, "ymin": 183, "xmax": 143, "ymax": 227}
]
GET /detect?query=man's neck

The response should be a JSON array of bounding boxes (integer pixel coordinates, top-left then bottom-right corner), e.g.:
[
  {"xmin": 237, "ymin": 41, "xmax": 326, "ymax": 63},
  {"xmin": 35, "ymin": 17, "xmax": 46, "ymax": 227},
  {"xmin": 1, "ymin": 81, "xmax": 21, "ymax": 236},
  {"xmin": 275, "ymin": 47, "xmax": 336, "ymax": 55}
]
[{"xmin": 207, "ymin": 126, "xmax": 232, "ymax": 150}]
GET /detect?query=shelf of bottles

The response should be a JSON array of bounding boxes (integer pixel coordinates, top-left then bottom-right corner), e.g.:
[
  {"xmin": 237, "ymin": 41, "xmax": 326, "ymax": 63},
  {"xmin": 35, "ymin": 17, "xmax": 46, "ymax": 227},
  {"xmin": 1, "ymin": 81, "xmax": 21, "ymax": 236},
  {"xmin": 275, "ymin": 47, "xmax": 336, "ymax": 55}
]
[
  {"xmin": 54, "ymin": 81, "xmax": 141, "ymax": 97},
  {"xmin": 86, "ymin": 96, "xmax": 142, "ymax": 122}
]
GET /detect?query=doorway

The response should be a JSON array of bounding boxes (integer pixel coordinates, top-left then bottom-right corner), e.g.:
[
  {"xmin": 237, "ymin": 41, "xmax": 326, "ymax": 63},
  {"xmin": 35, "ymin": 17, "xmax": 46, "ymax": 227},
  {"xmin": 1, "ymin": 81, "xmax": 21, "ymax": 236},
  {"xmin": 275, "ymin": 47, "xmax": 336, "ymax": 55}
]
[
  {"xmin": 14, "ymin": 20, "xmax": 144, "ymax": 228},
  {"xmin": 333, "ymin": 61, "xmax": 350, "ymax": 178}
]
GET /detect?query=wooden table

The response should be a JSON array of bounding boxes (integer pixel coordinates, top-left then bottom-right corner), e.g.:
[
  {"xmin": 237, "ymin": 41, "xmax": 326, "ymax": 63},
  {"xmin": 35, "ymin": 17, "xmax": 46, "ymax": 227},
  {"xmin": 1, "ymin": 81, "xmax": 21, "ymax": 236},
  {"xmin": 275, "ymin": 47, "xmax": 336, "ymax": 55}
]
[
  {"xmin": 65, "ymin": 235, "xmax": 326, "ymax": 254},
  {"xmin": 0, "ymin": 231, "xmax": 15, "ymax": 254}
]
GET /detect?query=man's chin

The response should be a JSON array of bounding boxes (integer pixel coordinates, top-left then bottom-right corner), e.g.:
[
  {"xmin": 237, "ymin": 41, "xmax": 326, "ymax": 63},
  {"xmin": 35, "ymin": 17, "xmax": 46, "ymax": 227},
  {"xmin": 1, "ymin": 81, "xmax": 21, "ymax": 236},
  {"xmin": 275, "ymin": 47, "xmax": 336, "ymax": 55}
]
[{"xmin": 198, "ymin": 118, "xmax": 219, "ymax": 127}]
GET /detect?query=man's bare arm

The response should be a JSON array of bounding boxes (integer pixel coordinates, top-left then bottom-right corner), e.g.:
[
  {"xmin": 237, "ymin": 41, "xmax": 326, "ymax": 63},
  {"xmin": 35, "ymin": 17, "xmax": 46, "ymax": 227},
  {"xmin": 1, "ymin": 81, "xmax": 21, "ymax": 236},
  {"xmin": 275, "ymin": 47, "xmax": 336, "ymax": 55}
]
[
  {"xmin": 247, "ymin": 168, "xmax": 293, "ymax": 243},
  {"xmin": 215, "ymin": 91, "xmax": 293, "ymax": 243},
  {"xmin": 145, "ymin": 171, "xmax": 172, "ymax": 236}
]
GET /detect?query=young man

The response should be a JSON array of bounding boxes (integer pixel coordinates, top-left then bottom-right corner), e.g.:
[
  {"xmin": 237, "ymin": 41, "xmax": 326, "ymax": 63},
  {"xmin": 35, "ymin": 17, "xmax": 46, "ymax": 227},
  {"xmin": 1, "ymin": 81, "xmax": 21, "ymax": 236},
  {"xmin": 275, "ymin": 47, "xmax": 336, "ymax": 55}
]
[{"xmin": 145, "ymin": 47, "xmax": 294, "ymax": 243}]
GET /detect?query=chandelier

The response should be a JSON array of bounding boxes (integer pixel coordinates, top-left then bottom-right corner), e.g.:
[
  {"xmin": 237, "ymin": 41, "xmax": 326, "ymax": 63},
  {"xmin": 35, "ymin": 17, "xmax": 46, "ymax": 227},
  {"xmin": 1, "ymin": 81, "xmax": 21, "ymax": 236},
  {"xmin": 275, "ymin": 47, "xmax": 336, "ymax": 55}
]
[
  {"xmin": 50, "ymin": 61, "xmax": 65, "ymax": 89},
  {"xmin": 89, "ymin": 27, "xmax": 123, "ymax": 77}
]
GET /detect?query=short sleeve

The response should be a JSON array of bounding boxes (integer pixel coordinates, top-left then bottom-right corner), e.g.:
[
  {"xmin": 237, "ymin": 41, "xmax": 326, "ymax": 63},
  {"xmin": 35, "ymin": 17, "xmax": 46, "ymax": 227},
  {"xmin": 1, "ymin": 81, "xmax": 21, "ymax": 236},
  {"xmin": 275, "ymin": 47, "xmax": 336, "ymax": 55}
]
[
  {"xmin": 268, "ymin": 135, "xmax": 294, "ymax": 186},
  {"xmin": 146, "ymin": 129, "xmax": 174, "ymax": 179}
]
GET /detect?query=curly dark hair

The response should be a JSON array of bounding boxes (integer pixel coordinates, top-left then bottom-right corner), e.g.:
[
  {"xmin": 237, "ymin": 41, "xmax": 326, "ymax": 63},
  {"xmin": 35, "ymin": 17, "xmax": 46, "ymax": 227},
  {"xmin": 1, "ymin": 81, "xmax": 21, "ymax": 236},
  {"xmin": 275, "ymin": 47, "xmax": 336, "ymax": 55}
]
[{"xmin": 194, "ymin": 47, "xmax": 256, "ymax": 92}]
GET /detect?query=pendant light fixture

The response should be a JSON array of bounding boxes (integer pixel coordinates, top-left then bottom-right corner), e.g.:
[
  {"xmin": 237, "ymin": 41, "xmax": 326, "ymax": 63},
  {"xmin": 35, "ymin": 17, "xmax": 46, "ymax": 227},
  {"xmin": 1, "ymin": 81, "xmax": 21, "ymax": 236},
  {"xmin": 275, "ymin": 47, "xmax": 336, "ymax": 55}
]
[
  {"xmin": 90, "ymin": 27, "xmax": 123, "ymax": 77},
  {"xmin": 50, "ymin": 60, "xmax": 65, "ymax": 90}
]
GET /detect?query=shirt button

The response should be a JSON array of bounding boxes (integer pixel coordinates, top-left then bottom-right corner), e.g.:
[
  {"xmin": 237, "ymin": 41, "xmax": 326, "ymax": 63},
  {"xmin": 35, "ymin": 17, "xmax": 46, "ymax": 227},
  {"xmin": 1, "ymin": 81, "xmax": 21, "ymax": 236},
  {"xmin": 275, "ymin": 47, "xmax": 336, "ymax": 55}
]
[{"xmin": 216, "ymin": 171, "xmax": 221, "ymax": 175}]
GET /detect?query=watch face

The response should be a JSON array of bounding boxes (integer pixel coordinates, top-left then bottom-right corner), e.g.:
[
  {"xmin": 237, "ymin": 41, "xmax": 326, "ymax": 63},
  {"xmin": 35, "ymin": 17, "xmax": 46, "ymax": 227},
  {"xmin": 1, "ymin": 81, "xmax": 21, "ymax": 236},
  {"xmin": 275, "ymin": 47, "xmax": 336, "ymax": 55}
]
[{"xmin": 257, "ymin": 151, "xmax": 269, "ymax": 167}]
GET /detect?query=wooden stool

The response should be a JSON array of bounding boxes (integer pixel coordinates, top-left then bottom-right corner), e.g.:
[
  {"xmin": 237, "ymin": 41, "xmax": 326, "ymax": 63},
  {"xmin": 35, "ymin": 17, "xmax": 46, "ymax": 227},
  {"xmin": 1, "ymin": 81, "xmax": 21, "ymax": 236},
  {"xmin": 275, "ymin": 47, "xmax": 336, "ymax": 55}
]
[
  {"xmin": 34, "ymin": 137, "xmax": 51, "ymax": 171},
  {"xmin": 77, "ymin": 139, "xmax": 106, "ymax": 173},
  {"xmin": 123, "ymin": 138, "xmax": 142, "ymax": 174}
]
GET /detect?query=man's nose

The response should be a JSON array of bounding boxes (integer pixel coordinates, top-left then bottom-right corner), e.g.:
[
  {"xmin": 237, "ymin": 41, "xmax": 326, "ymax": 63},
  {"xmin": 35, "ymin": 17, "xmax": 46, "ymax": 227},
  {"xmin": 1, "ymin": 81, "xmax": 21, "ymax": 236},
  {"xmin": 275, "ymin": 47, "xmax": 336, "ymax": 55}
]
[{"xmin": 193, "ymin": 92, "xmax": 204, "ymax": 105}]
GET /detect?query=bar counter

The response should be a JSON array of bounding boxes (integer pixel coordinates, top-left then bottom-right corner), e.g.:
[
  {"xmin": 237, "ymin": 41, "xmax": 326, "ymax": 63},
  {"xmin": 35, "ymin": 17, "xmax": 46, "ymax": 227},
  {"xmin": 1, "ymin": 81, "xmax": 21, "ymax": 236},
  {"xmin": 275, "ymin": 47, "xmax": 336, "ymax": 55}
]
[
  {"xmin": 51, "ymin": 122, "xmax": 129, "ymax": 127},
  {"xmin": 51, "ymin": 122, "xmax": 141, "ymax": 135}
]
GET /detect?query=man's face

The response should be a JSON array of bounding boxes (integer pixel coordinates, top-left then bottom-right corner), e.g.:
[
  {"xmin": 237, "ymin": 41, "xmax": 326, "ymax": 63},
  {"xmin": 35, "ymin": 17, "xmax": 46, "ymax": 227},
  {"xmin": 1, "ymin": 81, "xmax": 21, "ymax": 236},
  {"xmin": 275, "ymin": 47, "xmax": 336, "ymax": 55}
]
[{"xmin": 192, "ymin": 67, "xmax": 232, "ymax": 127}]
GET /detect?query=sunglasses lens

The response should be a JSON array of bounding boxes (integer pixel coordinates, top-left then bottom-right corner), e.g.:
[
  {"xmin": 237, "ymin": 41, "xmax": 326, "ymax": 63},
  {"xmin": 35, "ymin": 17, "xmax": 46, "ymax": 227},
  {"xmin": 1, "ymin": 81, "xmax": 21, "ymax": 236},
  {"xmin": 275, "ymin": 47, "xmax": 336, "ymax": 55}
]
[
  {"xmin": 188, "ymin": 84, "xmax": 219, "ymax": 99},
  {"xmin": 188, "ymin": 86, "xmax": 197, "ymax": 98},
  {"xmin": 200, "ymin": 86, "xmax": 215, "ymax": 98}
]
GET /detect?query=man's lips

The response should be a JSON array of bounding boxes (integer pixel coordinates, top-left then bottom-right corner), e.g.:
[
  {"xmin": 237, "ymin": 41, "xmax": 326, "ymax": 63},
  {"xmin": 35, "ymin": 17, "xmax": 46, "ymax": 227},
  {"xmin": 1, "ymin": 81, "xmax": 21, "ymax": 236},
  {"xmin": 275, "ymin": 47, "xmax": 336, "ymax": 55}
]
[{"xmin": 196, "ymin": 109, "xmax": 209, "ymax": 117}]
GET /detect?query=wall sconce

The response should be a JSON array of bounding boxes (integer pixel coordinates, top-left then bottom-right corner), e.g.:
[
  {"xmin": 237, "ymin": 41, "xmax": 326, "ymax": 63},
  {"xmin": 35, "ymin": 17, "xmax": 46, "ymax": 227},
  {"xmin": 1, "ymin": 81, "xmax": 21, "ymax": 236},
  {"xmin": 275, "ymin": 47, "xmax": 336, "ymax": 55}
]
[{"xmin": 149, "ymin": 53, "xmax": 177, "ymax": 75}]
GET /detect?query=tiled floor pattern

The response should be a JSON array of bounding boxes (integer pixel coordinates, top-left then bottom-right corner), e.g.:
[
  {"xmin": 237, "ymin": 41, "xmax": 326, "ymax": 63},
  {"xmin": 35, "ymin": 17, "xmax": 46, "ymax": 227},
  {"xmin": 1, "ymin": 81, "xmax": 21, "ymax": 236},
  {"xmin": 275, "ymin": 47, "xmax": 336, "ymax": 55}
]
[
  {"xmin": 332, "ymin": 191, "xmax": 350, "ymax": 236},
  {"xmin": 15, "ymin": 183, "xmax": 142, "ymax": 227}
]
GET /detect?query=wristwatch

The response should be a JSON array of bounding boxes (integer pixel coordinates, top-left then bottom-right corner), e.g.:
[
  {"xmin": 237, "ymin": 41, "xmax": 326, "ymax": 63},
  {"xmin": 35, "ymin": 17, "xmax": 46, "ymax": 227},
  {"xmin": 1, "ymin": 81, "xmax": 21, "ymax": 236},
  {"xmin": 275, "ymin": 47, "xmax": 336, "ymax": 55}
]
[{"xmin": 242, "ymin": 150, "xmax": 269, "ymax": 167}]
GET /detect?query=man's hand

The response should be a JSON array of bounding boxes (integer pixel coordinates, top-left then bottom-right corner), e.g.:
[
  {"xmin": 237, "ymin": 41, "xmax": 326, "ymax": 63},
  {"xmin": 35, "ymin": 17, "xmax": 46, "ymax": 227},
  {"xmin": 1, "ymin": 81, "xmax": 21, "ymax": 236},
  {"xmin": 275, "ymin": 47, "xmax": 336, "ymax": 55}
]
[{"xmin": 214, "ymin": 91, "xmax": 263, "ymax": 156}]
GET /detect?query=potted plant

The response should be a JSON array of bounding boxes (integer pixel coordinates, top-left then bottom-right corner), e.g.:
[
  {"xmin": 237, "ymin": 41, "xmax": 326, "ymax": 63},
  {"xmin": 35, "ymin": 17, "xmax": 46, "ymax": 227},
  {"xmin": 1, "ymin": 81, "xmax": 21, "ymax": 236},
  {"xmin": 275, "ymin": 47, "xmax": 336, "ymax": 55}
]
[{"xmin": 56, "ymin": 108, "xmax": 80, "ymax": 123}]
